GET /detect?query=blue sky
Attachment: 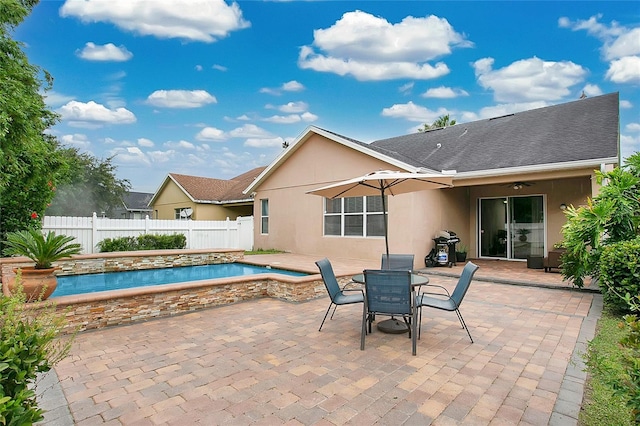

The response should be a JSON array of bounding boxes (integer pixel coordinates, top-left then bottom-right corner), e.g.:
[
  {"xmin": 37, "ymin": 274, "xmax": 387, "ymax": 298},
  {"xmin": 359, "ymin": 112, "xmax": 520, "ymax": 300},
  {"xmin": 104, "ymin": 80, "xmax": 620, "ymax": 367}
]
[{"xmin": 15, "ymin": 1, "xmax": 640, "ymax": 193}]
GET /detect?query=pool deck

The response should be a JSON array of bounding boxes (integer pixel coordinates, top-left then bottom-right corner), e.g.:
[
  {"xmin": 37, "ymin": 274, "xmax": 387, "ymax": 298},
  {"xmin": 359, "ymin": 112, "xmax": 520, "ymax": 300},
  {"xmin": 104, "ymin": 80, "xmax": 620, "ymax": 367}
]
[{"xmin": 37, "ymin": 255, "xmax": 600, "ymax": 425}]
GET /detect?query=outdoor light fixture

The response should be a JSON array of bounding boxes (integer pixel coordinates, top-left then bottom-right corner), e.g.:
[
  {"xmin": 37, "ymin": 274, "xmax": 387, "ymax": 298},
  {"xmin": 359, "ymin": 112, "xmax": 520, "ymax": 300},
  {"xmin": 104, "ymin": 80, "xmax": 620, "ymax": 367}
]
[
  {"xmin": 560, "ymin": 203, "xmax": 567, "ymax": 210},
  {"xmin": 512, "ymin": 183, "xmax": 523, "ymax": 190}
]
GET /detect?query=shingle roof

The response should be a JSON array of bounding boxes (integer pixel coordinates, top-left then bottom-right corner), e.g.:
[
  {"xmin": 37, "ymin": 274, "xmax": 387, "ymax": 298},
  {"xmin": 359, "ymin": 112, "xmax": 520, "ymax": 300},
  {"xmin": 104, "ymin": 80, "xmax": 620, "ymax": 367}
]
[
  {"xmin": 169, "ymin": 166, "xmax": 266, "ymax": 203},
  {"xmin": 122, "ymin": 192, "xmax": 153, "ymax": 211},
  {"xmin": 370, "ymin": 92, "xmax": 619, "ymax": 173}
]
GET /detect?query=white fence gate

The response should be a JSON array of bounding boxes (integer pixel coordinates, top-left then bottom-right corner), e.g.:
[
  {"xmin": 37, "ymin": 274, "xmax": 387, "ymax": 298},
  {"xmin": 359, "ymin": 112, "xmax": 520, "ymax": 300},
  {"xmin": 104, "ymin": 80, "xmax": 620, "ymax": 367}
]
[{"xmin": 42, "ymin": 213, "xmax": 255, "ymax": 254}]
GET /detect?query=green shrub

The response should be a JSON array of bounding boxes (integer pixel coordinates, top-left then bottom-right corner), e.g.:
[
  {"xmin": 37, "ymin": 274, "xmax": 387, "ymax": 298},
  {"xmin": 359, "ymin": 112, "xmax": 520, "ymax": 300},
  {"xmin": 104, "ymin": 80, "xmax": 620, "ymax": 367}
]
[
  {"xmin": 97, "ymin": 236, "xmax": 137, "ymax": 252},
  {"xmin": 599, "ymin": 237, "xmax": 640, "ymax": 314},
  {"xmin": 97, "ymin": 234, "xmax": 186, "ymax": 252},
  {"xmin": 616, "ymin": 315, "xmax": 640, "ymax": 423},
  {"xmin": 0, "ymin": 281, "xmax": 73, "ymax": 424}
]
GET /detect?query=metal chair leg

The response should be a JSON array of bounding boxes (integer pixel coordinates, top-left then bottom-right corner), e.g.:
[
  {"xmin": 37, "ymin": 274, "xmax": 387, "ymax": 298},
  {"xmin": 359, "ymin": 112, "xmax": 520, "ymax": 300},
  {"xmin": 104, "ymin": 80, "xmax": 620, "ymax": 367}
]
[{"xmin": 318, "ymin": 302, "xmax": 334, "ymax": 331}]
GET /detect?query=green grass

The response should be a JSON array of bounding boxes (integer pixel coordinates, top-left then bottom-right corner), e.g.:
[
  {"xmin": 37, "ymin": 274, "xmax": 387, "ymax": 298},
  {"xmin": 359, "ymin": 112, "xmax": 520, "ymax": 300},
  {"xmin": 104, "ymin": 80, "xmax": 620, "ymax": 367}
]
[
  {"xmin": 580, "ymin": 310, "xmax": 635, "ymax": 425},
  {"xmin": 244, "ymin": 248, "xmax": 285, "ymax": 255}
]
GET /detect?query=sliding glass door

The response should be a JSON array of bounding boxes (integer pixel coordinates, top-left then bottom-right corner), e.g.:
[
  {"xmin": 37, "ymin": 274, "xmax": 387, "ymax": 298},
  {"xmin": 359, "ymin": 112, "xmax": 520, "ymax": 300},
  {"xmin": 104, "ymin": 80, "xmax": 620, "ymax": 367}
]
[{"xmin": 479, "ymin": 196, "xmax": 545, "ymax": 260}]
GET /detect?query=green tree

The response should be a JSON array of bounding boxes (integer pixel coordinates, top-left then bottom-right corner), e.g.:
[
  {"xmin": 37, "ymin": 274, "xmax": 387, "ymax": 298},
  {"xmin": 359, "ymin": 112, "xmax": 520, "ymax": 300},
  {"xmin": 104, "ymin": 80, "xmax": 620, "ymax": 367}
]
[
  {"xmin": 46, "ymin": 148, "xmax": 131, "ymax": 217},
  {"xmin": 561, "ymin": 152, "xmax": 640, "ymax": 290},
  {"xmin": 0, "ymin": 0, "xmax": 65, "ymax": 242},
  {"xmin": 419, "ymin": 114, "xmax": 457, "ymax": 132}
]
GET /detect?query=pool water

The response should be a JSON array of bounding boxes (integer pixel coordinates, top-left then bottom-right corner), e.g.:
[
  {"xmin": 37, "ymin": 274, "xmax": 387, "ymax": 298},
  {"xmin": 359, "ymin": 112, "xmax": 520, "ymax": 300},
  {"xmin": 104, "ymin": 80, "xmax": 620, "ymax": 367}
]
[{"xmin": 52, "ymin": 263, "xmax": 307, "ymax": 297}]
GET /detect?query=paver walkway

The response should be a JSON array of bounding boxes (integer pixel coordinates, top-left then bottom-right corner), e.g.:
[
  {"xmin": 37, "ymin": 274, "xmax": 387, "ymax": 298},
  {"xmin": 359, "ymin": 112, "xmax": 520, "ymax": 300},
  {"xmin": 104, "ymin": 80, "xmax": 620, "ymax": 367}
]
[{"xmin": 36, "ymin": 255, "xmax": 600, "ymax": 425}]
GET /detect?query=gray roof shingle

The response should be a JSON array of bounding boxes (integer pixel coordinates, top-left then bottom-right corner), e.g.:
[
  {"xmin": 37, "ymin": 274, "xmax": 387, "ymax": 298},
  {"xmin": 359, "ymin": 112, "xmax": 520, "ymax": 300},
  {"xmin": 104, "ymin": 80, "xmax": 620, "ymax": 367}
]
[{"xmin": 370, "ymin": 93, "xmax": 619, "ymax": 173}]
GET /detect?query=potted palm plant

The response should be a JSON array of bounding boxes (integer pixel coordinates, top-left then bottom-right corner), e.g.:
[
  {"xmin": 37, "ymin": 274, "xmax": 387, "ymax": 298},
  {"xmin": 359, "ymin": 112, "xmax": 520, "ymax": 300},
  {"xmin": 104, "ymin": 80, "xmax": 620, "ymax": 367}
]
[{"xmin": 3, "ymin": 230, "xmax": 82, "ymax": 301}]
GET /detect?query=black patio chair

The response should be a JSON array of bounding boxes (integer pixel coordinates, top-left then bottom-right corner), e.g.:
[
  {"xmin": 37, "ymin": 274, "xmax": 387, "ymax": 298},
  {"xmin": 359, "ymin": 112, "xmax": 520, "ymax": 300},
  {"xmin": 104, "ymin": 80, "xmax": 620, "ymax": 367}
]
[
  {"xmin": 361, "ymin": 269, "xmax": 417, "ymax": 355},
  {"xmin": 416, "ymin": 261, "xmax": 479, "ymax": 343},
  {"xmin": 381, "ymin": 254, "xmax": 415, "ymax": 271},
  {"xmin": 315, "ymin": 258, "xmax": 364, "ymax": 332}
]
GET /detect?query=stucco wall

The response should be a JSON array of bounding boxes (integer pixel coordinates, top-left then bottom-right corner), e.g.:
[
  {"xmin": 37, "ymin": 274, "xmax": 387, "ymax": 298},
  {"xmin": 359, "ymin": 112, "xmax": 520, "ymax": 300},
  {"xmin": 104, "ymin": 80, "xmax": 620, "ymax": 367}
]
[{"xmin": 252, "ymin": 134, "xmax": 454, "ymax": 268}]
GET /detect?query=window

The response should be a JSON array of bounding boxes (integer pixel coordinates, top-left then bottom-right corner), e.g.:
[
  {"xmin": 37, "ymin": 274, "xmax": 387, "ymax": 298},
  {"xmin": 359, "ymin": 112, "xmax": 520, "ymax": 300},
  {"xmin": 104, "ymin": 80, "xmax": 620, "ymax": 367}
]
[
  {"xmin": 261, "ymin": 199, "xmax": 269, "ymax": 234},
  {"xmin": 323, "ymin": 196, "xmax": 385, "ymax": 237},
  {"xmin": 175, "ymin": 207, "xmax": 192, "ymax": 220}
]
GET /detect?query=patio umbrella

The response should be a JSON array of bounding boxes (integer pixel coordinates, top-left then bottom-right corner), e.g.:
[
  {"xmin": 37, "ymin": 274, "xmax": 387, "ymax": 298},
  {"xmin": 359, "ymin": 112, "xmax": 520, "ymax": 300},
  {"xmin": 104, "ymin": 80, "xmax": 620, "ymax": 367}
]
[{"xmin": 306, "ymin": 170, "xmax": 453, "ymax": 258}]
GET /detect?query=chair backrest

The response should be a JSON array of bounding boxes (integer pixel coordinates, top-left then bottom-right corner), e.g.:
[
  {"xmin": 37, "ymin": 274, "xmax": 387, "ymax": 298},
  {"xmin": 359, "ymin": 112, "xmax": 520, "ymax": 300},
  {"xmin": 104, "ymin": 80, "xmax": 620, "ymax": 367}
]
[
  {"xmin": 381, "ymin": 254, "xmax": 415, "ymax": 271},
  {"xmin": 315, "ymin": 258, "xmax": 341, "ymax": 301},
  {"xmin": 363, "ymin": 269, "xmax": 412, "ymax": 315},
  {"xmin": 450, "ymin": 261, "xmax": 479, "ymax": 307}
]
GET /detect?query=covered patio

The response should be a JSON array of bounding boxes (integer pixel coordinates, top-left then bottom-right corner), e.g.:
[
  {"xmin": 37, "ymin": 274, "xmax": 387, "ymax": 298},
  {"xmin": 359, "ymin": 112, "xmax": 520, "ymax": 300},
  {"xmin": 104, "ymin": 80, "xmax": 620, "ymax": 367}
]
[{"xmin": 38, "ymin": 255, "xmax": 600, "ymax": 425}]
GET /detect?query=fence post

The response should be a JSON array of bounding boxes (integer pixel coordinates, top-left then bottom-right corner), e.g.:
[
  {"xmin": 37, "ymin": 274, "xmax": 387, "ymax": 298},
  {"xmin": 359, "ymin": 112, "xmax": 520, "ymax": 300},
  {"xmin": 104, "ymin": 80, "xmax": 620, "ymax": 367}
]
[
  {"xmin": 187, "ymin": 220, "xmax": 193, "ymax": 249},
  {"xmin": 145, "ymin": 215, "xmax": 150, "ymax": 233},
  {"xmin": 225, "ymin": 217, "xmax": 231, "ymax": 248},
  {"xmin": 92, "ymin": 212, "xmax": 98, "ymax": 253}
]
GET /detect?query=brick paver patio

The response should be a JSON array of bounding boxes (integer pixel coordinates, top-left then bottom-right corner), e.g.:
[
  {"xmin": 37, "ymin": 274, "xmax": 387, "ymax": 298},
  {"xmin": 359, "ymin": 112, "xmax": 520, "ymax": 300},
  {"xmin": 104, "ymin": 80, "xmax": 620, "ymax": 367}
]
[{"xmin": 37, "ymin": 255, "xmax": 601, "ymax": 425}]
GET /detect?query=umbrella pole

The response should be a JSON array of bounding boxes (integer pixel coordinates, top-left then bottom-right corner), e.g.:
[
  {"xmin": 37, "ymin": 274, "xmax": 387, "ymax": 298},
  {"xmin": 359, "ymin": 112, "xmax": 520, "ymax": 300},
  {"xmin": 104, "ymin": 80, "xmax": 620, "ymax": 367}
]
[{"xmin": 381, "ymin": 186, "xmax": 390, "ymax": 262}]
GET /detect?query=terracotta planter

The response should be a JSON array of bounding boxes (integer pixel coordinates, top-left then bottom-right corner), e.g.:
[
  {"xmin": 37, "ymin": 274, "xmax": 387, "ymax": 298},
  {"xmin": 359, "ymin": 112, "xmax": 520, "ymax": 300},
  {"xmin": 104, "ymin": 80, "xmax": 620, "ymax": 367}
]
[{"xmin": 7, "ymin": 266, "xmax": 58, "ymax": 302}]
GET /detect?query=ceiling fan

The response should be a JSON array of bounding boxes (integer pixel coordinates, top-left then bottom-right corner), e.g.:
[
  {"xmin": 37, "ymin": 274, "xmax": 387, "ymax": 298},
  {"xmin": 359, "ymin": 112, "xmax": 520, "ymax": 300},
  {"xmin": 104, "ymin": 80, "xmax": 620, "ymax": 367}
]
[{"xmin": 503, "ymin": 182, "xmax": 533, "ymax": 190}]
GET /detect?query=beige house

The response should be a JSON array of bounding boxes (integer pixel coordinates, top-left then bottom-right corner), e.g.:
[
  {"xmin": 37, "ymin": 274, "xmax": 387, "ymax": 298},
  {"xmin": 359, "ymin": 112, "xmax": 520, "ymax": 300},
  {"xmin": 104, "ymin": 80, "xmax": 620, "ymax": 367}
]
[
  {"xmin": 244, "ymin": 93, "xmax": 620, "ymax": 267},
  {"xmin": 150, "ymin": 167, "xmax": 265, "ymax": 221}
]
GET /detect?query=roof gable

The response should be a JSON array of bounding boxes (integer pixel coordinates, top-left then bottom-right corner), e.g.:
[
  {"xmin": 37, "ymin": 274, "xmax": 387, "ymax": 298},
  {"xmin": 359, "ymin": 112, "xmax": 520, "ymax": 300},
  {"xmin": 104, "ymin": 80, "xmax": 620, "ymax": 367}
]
[
  {"xmin": 150, "ymin": 167, "xmax": 266, "ymax": 206},
  {"xmin": 122, "ymin": 192, "xmax": 153, "ymax": 210}
]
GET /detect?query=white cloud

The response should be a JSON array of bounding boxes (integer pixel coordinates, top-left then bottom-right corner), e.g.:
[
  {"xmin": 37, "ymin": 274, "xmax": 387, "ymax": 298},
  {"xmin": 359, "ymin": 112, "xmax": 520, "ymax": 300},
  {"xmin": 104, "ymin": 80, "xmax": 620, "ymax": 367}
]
[
  {"xmin": 298, "ymin": 11, "xmax": 471, "ymax": 81},
  {"xmin": 42, "ymin": 91, "xmax": 74, "ymax": 107},
  {"xmin": 195, "ymin": 126, "xmax": 227, "ymax": 141},
  {"xmin": 299, "ymin": 45, "xmax": 450, "ymax": 81},
  {"xmin": 76, "ymin": 42, "xmax": 133, "ymax": 61},
  {"xmin": 277, "ymin": 101, "xmax": 308, "ymax": 113},
  {"xmin": 421, "ymin": 86, "xmax": 469, "ymax": 98},
  {"xmin": 472, "ymin": 57, "xmax": 587, "ymax": 102},
  {"xmin": 264, "ymin": 115, "xmax": 302, "ymax": 124},
  {"xmin": 146, "ymin": 90, "xmax": 217, "ymax": 108},
  {"xmin": 195, "ymin": 64, "xmax": 203, "ymax": 71},
  {"xmin": 620, "ymin": 133, "xmax": 640, "ymax": 161},
  {"xmin": 581, "ymin": 84, "xmax": 603, "ymax": 97},
  {"xmin": 60, "ymin": 133, "xmax": 91, "ymax": 149},
  {"xmin": 620, "ymin": 100, "xmax": 633, "ymax": 109},
  {"xmin": 381, "ymin": 101, "xmax": 451, "ymax": 123},
  {"xmin": 282, "ymin": 81, "xmax": 304, "ymax": 92},
  {"xmin": 60, "ymin": 0, "xmax": 250, "ymax": 43},
  {"xmin": 244, "ymin": 137, "xmax": 284, "ymax": 148},
  {"xmin": 110, "ymin": 146, "xmax": 151, "ymax": 165},
  {"xmin": 259, "ymin": 80, "xmax": 305, "ymax": 96},
  {"xmin": 626, "ymin": 123, "xmax": 640, "ymax": 132},
  {"xmin": 165, "ymin": 140, "xmax": 196, "ymax": 150},
  {"xmin": 148, "ymin": 150, "xmax": 176, "ymax": 163},
  {"xmin": 58, "ymin": 100, "xmax": 136, "ymax": 128},
  {"xmin": 229, "ymin": 124, "xmax": 273, "ymax": 139},
  {"xmin": 399, "ymin": 82, "xmax": 414, "ymax": 94},
  {"xmin": 606, "ymin": 56, "xmax": 640, "ymax": 84},
  {"xmin": 212, "ymin": 64, "xmax": 227, "ymax": 71},
  {"xmin": 137, "ymin": 138, "xmax": 154, "ymax": 147},
  {"xmin": 606, "ymin": 28, "xmax": 640, "ymax": 60},
  {"xmin": 301, "ymin": 112, "xmax": 318, "ymax": 122}
]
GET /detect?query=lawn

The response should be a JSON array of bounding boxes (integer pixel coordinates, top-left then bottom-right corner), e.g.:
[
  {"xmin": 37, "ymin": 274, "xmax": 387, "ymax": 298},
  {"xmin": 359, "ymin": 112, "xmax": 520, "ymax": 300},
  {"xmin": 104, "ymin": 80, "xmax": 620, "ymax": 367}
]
[{"xmin": 580, "ymin": 309, "xmax": 636, "ymax": 425}]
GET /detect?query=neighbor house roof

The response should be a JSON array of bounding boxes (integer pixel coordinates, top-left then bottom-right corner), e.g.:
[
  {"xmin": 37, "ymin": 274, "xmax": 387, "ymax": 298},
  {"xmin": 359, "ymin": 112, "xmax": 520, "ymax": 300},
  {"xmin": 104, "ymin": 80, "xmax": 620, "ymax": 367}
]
[
  {"xmin": 245, "ymin": 92, "xmax": 620, "ymax": 194},
  {"xmin": 150, "ymin": 167, "xmax": 266, "ymax": 206},
  {"xmin": 122, "ymin": 192, "xmax": 153, "ymax": 212}
]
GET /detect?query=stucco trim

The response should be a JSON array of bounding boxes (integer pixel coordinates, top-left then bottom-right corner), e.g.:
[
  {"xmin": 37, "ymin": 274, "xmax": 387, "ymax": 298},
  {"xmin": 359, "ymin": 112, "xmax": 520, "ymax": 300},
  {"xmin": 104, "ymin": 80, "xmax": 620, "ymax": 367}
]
[{"xmin": 450, "ymin": 157, "xmax": 619, "ymax": 180}]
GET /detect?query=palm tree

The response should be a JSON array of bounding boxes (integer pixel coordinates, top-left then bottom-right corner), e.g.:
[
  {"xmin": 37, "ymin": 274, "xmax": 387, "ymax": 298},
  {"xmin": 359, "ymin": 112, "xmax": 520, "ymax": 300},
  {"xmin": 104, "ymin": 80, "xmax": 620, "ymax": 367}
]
[{"xmin": 419, "ymin": 114, "xmax": 457, "ymax": 132}]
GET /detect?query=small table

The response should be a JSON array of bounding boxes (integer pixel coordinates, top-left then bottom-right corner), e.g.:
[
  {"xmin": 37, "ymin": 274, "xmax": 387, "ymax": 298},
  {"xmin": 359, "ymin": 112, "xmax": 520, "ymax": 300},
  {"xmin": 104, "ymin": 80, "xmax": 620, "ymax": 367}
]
[{"xmin": 351, "ymin": 273, "xmax": 429, "ymax": 334}]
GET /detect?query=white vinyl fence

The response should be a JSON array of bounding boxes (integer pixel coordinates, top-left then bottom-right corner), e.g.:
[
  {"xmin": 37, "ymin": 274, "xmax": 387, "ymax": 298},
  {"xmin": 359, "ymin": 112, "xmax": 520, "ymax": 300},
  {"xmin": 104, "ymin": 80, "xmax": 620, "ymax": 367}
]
[{"xmin": 43, "ymin": 213, "xmax": 255, "ymax": 254}]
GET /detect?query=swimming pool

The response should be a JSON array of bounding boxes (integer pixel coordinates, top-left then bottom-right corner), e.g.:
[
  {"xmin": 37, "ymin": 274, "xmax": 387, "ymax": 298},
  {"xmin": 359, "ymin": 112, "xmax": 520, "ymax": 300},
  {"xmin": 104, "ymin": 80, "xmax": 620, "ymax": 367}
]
[{"xmin": 52, "ymin": 263, "xmax": 307, "ymax": 297}]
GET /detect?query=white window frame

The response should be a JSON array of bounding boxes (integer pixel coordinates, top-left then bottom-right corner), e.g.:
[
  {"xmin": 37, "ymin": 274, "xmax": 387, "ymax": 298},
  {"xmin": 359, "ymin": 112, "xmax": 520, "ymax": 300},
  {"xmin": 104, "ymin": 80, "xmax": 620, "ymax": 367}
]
[
  {"xmin": 323, "ymin": 196, "xmax": 385, "ymax": 237},
  {"xmin": 260, "ymin": 199, "xmax": 269, "ymax": 234}
]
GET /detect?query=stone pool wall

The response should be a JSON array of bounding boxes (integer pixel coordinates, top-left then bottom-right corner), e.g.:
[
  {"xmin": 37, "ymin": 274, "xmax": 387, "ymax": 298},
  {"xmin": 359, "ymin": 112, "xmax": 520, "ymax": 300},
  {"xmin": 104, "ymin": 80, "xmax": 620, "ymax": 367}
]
[{"xmin": 0, "ymin": 249, "xmax": 338, "ymax": 333}]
